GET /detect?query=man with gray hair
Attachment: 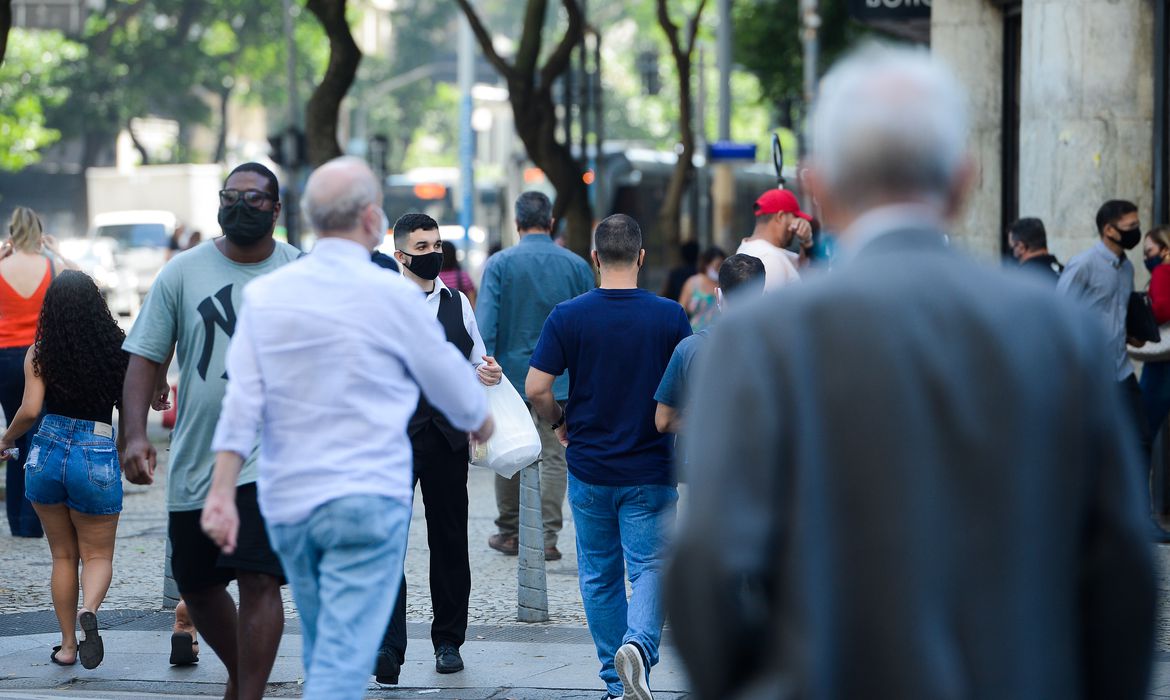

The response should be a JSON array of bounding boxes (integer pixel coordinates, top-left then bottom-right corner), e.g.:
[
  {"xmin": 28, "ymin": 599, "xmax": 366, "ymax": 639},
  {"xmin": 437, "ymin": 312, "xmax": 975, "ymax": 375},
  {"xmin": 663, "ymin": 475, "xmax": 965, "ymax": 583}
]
[
  {"xmin": 201, "ymin": 156, "xmax": 492, "ymax": 699},
  {"xmin": 477, "ymin": 191, "xmax": 594, "ymax": 560},
  {"xmin": 668, "ymin": 46, "xmax": 1155, "ymax": 699}
]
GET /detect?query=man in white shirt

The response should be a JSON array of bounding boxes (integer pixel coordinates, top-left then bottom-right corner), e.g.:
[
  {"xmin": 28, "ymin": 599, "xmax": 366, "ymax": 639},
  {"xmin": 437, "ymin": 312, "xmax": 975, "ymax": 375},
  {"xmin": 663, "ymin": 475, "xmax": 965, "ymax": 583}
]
[
  {"xmin": 369, "ymin": 213, "xmax": 501, "ymax": 684},
  {"xmin": 201, "ymin": 157, "xmax": 492, "ymax": 700},
  {"xmin": 736, "ymin": 188, "xmax": 814, "ymax": 290}
]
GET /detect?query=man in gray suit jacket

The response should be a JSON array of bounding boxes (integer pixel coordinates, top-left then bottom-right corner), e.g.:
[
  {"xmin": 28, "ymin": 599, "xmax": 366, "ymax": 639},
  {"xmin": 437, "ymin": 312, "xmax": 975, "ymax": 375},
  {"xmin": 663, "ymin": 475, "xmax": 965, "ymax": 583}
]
[{"xmin": 667, "ymin": 46, "xmax": 1156, "ymax": 700}]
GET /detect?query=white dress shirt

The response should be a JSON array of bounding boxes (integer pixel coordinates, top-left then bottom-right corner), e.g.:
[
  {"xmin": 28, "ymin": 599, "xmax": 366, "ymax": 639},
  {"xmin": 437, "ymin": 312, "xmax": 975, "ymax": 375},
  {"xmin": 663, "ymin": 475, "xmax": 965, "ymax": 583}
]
[
  {"xmin": 737, "ymin": 237, "xmax": 802, "ymax": 291},
  {"xmin": 420, "ymin": 276, "xmax": 487, "ymax": 367},
  {"xmin": 212, "ymin": 237, "xmax": 487, "ymax": 526}
]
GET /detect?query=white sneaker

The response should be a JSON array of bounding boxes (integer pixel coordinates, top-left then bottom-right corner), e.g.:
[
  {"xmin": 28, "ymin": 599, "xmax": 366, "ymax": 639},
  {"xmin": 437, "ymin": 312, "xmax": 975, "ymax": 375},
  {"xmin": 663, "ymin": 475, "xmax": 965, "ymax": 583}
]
[{"xmin": 615, "ymin": 642, "xmax": 653, "ymax": 700}]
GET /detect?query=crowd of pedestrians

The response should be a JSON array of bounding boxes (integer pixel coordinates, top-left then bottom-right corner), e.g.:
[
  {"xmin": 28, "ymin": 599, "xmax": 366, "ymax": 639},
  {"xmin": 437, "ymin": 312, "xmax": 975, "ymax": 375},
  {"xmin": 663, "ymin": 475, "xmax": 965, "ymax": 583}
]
[{"xmin": 1, "ymin": 42, "xmax": 1164, "ymax": 700}]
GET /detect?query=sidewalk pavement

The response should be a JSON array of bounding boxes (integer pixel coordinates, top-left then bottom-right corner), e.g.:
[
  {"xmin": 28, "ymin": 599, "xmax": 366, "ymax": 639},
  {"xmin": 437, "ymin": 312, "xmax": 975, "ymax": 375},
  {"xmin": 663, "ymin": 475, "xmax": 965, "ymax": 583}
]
[{"xmin": 0, "ymin": 417, "xmax": 690, "ymax": 698}]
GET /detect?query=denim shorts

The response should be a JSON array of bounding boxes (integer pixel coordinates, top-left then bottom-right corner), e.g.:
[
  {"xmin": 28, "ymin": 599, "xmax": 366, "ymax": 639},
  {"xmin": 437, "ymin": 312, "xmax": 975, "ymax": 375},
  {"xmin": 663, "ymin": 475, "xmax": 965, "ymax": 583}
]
[{"xmin": 24, "ymin": 414, "xmax": 122, "ymax": 515}]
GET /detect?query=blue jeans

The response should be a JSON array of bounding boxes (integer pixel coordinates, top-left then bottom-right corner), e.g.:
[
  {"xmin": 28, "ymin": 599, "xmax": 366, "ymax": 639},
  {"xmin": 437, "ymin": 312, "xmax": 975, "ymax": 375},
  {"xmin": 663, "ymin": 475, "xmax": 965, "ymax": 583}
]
[
  {"xmin": 567, "ymin": 474, "xmax": 678, "ymax": 697},
  {"xmin": 0, "ymin": 345, "xmax": 41, "ymax": 536},
  {"xmin": 267, "ymin": 494, "xmax": 410, "ymax": 700},
  {"xmin": 24, "ymin": 414, "xmax": 122, "ymax": 515}
]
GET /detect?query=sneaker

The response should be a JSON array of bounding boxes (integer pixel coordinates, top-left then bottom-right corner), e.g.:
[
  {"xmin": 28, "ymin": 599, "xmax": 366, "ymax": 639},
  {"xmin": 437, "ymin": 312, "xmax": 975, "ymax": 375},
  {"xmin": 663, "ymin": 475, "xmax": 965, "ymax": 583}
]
[
  {"xmin": 615, "ymin": 642, "xmax": 652, "ymax": 700},
  {"xmin": 435, "ymin": 643, "xmax": 464, "ymax": 674},
  {"xmin": 488, "ymin": 533, "xmax": 519, "ymax": 556}
]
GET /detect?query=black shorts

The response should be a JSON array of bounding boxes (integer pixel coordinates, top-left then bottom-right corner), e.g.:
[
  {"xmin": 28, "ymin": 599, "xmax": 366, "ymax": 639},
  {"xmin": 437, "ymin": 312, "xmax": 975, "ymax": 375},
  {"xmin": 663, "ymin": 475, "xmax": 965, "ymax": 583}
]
[{"xmin": 168, "ymin": 483, "xmax": 285, "ymax": 595}]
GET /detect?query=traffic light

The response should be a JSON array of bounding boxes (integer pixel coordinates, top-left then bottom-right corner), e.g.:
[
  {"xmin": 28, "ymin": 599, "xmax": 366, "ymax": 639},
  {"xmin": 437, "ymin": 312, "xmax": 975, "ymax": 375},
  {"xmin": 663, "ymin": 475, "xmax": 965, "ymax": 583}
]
[{"xmin": 267, "ymin": 128, "xmax": 306, "ymax": 169}]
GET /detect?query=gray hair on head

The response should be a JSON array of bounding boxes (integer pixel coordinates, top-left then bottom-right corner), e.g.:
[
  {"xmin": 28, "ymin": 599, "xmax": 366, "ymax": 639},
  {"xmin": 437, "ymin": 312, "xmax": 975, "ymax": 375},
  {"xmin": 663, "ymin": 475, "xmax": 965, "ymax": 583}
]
[
  {"xmin": 810, "ymin": 44, "xmax": 969, "ymax": 208},
  {"xmin": 303, "ymin": 156, "xmax": 381, "ymax": 233}
]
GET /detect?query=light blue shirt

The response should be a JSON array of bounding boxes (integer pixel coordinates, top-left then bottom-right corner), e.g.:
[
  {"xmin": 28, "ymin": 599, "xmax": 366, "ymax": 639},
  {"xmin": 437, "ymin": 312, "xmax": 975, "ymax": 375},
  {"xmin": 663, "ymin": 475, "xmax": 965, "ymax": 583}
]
[
  {"xmin": 212, "ymin": 238, "xmax": 487, "ymax": 525},
  {"xmin": 475, "ymin": 233, "xmax": 595, "ymax": 401},
  {"xmin": 1057, "ymin": 240, "xmax": 1135, "ymax": 381}
]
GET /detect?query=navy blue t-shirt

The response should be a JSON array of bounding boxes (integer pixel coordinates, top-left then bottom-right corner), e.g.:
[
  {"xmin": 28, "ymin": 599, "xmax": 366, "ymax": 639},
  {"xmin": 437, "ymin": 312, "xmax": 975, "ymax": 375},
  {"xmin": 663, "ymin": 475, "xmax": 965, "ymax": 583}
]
[{"xmin": 529, "ymin": 287, "xmax": 692, "ymax": 486}]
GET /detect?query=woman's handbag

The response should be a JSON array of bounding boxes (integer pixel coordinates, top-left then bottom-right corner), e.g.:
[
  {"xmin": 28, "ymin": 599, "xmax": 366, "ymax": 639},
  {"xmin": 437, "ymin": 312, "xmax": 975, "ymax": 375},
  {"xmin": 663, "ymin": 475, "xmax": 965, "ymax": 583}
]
[
  {"xmin": 469, "ymin": 373, "xmax": 542, "ymax": 479},
  {"xmin": 1127, "ymin": 292, "xmax": 1162, "ymax": 344}
]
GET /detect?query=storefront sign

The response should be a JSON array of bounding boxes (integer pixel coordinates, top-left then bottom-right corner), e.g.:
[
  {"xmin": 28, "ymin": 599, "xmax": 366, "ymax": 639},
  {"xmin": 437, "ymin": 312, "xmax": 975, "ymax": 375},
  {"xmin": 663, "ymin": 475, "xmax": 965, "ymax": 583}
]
[{"xmin": 849, "ymin": 0, "xmax": 932, "ymax": 21}]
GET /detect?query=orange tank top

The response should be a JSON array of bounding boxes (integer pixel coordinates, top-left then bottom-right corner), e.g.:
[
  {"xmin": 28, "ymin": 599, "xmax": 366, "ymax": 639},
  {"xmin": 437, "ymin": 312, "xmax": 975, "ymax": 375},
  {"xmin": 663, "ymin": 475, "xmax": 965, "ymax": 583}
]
[{"xmin": 0, "ymin": 259, "xmax": 52, "ymax": 348}]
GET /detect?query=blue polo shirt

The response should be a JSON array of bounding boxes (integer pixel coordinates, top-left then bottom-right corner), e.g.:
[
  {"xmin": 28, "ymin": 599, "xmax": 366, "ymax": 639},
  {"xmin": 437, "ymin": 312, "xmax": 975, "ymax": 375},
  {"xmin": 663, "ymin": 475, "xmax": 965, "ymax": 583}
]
[{"xmin": 529, "ymin": 287, "xmax": 692, "ymax": 486}]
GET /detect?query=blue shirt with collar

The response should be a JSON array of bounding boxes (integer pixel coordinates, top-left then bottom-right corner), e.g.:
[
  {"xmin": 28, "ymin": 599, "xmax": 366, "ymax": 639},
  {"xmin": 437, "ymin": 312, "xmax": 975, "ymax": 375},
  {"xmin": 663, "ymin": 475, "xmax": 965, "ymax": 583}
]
[
  {"xmin": 1057, "ymin": 240, "xmax": 1135, "ymax": 381},
  {"xmin": 475, "ymin": 233, "xmax": 595, "ymax": 401}
]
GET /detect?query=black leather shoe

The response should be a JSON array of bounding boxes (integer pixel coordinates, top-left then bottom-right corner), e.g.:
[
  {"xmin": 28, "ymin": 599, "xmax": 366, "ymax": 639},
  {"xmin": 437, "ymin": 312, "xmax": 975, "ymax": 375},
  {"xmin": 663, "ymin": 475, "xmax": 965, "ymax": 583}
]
[
  {"xmin": 373, "ymin": 649, "xmax": 401, "ymax": 685},
  {"xmin": 435, "ymin": 643, "xmax": 464, "ymax": 674}
]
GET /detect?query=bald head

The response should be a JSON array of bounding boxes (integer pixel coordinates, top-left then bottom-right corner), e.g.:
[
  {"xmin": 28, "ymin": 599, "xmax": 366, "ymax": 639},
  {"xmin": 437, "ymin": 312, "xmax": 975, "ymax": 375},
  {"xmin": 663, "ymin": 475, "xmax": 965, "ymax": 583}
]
[{"xmin": 303, "ymin": 156, "xmax": 382, "ymax": 237}]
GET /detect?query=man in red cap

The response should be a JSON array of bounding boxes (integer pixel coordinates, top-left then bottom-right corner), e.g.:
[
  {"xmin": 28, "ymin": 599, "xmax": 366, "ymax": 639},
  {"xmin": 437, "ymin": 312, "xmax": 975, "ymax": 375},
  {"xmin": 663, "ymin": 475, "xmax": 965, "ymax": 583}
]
[{"xmin": 737, "ymin": 189, "xmax": 814, "ymax": 290}]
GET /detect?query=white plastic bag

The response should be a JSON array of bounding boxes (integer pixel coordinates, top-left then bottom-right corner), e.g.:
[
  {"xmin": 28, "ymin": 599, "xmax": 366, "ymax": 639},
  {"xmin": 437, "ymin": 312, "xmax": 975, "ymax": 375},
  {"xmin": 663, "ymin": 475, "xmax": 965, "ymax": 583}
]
[{"xmin": 469, "ymin": 374, "xmax": 541, "ymax": 479}]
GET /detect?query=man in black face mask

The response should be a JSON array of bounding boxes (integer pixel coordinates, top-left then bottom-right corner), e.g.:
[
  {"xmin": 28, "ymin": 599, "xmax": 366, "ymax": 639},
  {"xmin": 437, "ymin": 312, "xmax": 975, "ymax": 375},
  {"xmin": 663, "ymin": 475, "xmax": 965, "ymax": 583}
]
[
  {"xmin": 121, "ymin": 162, "xmax": 302, "ymax": 698},
  {"xmin": 370, "ymin": 213, "xmax": 502, "ymax": 684},
  {"xmin": 1058, "ymin": 199, "xmax": 1169, "ymax": 541}
]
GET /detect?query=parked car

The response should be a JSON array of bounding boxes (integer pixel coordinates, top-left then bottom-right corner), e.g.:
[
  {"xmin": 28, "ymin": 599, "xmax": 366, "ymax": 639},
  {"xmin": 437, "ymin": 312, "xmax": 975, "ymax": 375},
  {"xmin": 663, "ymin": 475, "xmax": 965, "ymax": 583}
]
[{"xmin": 65, "ymin": 210, "xmax": 176, "ymax": 317}]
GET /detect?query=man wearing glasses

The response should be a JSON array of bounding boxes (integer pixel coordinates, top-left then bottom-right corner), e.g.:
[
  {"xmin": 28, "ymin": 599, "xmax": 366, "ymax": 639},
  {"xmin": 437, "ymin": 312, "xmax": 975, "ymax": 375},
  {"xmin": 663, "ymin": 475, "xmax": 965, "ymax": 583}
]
[{"xmin": 121, "ymin": 162, "xmax": 302, "ymax": 700}]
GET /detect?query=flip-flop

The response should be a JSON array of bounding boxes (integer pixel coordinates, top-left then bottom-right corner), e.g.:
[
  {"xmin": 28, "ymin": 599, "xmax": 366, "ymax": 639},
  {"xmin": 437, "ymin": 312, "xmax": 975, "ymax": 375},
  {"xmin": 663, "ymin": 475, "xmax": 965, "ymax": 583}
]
[
  {"xmin": 77, "ymin": 611, "xmax": 104, "ymax": 670},
  {"xmin": 49, "ymin": 645, "xmax": 76, "ymax": 666},
  {"xmin": 169, "ymin": 632, "xmax": 199, "ymax": 666}
]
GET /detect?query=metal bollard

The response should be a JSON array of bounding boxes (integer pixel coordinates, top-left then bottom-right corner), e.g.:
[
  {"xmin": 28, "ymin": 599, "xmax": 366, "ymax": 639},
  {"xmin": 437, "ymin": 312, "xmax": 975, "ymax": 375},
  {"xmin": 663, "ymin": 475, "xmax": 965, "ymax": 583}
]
[{"xmin": 516, "ymin": 462, "xmax": 549, "ymax": 622}]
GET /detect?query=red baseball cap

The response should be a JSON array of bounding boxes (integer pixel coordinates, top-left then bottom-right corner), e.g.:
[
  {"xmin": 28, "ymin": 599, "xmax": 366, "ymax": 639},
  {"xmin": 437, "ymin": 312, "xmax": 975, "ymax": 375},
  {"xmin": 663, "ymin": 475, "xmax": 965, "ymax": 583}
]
[{"xmin": 753, "ymin": 189, "xmax": 812, "ymax": 222}]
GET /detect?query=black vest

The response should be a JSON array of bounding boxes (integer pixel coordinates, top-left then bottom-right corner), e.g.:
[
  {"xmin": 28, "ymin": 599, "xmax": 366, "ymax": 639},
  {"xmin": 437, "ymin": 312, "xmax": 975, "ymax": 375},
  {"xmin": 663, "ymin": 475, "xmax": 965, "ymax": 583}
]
[{"xmin": 408, "ymin": 287, "xmax": 475, "ymax": 449}]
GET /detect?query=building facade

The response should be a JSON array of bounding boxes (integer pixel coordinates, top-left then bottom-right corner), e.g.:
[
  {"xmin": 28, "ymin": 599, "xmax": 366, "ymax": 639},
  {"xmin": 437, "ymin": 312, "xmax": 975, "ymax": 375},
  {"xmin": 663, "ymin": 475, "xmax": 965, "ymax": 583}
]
[{"xmin": 931, "ymin": 0, "xmax": 1161, "ymax": 264}]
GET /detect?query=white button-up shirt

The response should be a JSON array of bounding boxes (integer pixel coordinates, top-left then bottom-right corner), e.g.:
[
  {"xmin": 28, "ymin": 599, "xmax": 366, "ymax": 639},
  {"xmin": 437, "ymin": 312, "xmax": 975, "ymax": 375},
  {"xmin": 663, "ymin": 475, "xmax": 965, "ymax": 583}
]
[
  {"xmin": 212, "ymin": 237, "xmax": 487, "ymax": 525},
  {"xmin": 419, "ymin": 276, "xmax": 487, "ymax": 368}
]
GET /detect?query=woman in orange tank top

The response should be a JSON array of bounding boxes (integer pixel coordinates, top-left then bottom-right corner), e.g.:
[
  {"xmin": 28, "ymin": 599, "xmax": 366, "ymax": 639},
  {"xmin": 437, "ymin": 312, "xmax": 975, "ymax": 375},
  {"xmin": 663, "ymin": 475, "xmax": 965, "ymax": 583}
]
[{"xmin": 2, "ymin": 207, "xmax": 76, "ymax": 537}]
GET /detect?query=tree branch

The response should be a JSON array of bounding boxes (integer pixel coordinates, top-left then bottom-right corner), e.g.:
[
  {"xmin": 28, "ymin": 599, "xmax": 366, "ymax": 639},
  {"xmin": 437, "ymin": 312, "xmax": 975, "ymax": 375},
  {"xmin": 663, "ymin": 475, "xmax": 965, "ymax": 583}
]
[
  {"xmin": 0, "ymin": 0, "xmax": 12, "ymax": 68},
  {"xmin": 538, "ymin": 0, "xmax": 583, "ymax": 92},
  {"xmin": 685, "ymin": 0, "xmax": 710, "ymax": 54},
  {"xmin": 90, "ymin": 0, "xmax": 148, "ymax": 56},
  {"xmin": 452, "ymin": 0, "xmax": 516, "ymax": 81},
  {"xmin": 514, "ymin": 0, "xmax": 548, "ymax": 80}
]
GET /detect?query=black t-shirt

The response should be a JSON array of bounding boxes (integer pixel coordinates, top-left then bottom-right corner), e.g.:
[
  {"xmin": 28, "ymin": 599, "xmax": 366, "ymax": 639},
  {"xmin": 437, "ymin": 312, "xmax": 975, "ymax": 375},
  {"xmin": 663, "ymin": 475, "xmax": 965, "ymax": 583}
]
[{"xmin": 1020, "ymin": 254, "xmax": 1063, "ymax": 283}]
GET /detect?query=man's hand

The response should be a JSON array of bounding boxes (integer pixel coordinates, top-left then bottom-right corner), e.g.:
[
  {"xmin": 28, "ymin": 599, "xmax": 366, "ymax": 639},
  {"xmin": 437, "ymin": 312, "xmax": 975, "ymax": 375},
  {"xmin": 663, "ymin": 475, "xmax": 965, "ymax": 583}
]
[
  {"xmin": 471, "ymin": 414, "xmax": 495, "ymax": 444},
  {"xmin": 151, "ymin": 382, "xmax": 172, "ymax": 412},
  {"xmin": 555, "ymin": 422, "xmax": 568, "ymax": 448},
  {"xmin": 790, "ymin": 218, "xmax": 813, "ymax": 249},
  {"xmin": 477, "ymin": 355, "xmax": 503, "ymax": 386},
  {"xmin": 121, "ymin": 435, "xmax": 157, "ymax": 485},
  {"xmin": 201, "ymin": 490, "xmax": 239, "ymax": 555}
]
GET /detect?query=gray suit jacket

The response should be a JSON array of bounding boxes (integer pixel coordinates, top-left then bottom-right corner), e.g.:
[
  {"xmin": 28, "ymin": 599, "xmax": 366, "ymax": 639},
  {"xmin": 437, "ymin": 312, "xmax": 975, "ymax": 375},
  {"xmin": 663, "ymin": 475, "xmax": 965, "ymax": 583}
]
[{"xmin": 668, "ymin": 227, "xmax": 1156, "ymax": 700}]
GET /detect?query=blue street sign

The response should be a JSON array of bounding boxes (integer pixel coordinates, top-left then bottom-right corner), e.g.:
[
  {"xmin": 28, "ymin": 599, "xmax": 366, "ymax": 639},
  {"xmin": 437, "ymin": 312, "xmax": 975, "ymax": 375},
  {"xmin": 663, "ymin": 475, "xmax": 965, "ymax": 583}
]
[{"xmin": 708, "ymin": 141, "xmax": 758, "ymax": 162}]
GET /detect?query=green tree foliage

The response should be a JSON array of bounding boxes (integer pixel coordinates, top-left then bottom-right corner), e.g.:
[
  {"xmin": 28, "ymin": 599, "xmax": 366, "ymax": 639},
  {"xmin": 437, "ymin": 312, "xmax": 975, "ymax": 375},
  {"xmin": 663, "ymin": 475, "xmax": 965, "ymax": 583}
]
[
  {"xmin": 0, "ymin": 29, "xmax": 83, "ymax": 170},
  {"xmin": 732, "ymin": 0, "xmax": 864, "ymax": 112}
]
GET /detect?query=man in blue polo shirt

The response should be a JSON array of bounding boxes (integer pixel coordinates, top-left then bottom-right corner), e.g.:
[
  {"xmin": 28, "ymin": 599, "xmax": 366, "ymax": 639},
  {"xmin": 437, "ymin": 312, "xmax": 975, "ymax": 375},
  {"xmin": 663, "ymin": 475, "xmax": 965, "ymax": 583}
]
[{"xmin": 526, "ymin": 214, "xmax": 691, "ymax": 700}]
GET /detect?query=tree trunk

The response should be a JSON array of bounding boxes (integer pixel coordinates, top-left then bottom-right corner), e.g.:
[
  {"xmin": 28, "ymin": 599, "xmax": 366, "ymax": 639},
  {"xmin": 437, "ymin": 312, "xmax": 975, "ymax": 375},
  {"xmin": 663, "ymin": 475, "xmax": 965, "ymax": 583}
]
[
  {"xmin": 305, "ymin": 0, "xmax": 361, "ymax": 166},
  {"xmin": 0, "ymin": 0, "xmax": 12, "ymax": 68},
  {"xmin": 214, "ymin": 83, "xmax": 233, "ymax": 164},
  {"xmin": 657, "ymin": 58, "xmax": 695, "ymax": 268}
]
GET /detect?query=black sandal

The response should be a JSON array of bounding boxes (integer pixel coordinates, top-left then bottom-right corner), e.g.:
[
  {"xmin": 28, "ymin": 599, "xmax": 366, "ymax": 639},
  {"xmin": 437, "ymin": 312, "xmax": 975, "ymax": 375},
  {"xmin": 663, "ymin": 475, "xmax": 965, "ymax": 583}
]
[
  {"xmin": 77, "ymin": 611, "xmax": 104, "ymax": 670},
  {"xmin": 49, "ymin": 645, "xmax": 76, "ymax": 666},
  {"xmin": 169, "ymin": 632, "xmax": 199, "ymax": 666}
]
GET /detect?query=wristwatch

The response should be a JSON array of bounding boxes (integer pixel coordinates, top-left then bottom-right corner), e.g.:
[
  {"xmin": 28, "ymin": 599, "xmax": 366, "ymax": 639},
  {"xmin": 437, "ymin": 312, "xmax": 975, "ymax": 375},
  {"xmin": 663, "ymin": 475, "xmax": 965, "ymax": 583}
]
[{"xmin": 550, "ymin": 411, "xmax": 565, "ymax": 430}]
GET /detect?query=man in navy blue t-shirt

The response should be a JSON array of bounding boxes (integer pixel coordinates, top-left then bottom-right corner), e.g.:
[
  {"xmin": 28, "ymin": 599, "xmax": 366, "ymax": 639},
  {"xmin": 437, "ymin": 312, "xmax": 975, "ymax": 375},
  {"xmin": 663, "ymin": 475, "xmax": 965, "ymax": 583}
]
[{"xmin": 526, "ymin": 214, "xmax": 691, "ymax": 700}]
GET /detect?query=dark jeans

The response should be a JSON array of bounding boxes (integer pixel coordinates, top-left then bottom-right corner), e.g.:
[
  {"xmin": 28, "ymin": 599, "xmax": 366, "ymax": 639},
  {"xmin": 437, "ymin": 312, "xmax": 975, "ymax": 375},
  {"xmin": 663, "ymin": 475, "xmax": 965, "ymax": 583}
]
[
  {"xmin": 1140, "ymin": 361, "xmax": 1170, "ymax": 439},
  {"xmin": 1, "ymin": 345, "xmax": 41, "ymax": 538},
  {"xmin": 379, "ymin": 425, "xmax": 470, "ymax": 659}
]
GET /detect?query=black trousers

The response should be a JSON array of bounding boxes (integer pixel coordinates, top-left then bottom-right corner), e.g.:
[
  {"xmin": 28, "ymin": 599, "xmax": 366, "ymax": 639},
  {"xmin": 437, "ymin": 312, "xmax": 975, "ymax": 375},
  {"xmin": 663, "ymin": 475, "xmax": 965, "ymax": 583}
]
[
  {"xmin": 1123, "ymin": 374, "xmax": 1154, "ymax": 465},
  {"xmin": 380, "ymin": 425, "xmax": 470, "ymax": 659}
]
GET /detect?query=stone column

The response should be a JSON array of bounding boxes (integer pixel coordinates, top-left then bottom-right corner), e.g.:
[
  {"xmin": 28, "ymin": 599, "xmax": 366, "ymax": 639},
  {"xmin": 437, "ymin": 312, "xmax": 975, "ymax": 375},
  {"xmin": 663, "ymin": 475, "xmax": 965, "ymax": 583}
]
[
  {"xmin": 516, "ymin": 463, "xmax": 549, "ymax": 622},
  {"xmin": 1018, "ymin": 0, "xmax": 1155, "ymax": 264},
  {"xmin": 932, "ymin": 0, "xmax": 1004, "ymax": 260}
]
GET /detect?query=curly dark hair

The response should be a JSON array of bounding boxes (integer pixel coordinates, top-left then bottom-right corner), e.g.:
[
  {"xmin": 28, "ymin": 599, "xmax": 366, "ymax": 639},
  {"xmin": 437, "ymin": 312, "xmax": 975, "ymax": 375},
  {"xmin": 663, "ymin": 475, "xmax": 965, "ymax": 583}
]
[{"xmin": 33, "ymin": 271, "xmax": 128, "ymax": 412}]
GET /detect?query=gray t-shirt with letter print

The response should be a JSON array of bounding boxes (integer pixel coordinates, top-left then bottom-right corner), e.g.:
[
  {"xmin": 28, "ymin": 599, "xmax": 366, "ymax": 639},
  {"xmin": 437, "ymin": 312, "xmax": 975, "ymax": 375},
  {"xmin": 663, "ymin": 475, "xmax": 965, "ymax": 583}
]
[{"xmin": 123, "ymin": 239, "xmax": 301, "ymax": 512}]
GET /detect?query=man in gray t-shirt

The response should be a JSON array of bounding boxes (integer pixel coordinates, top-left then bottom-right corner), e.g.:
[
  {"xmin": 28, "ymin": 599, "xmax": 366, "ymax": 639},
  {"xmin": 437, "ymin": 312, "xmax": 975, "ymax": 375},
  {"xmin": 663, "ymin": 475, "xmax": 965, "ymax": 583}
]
[{"xmin": 121, "ymin": 162, "xmax": 299, "ymax": 700}]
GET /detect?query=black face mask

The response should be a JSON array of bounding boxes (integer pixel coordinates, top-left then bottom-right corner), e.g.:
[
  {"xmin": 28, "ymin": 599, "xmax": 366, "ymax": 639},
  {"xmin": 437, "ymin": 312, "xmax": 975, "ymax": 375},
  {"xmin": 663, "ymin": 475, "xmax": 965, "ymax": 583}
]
[
  {"xmin": 400, "ymin": 251, "xmax": 443, "ymax": 281},
  {"xmin": 218, "ymin": 200, "xmax": 275, "ymax": 246},
  {"xmin": 1114, "ymin": 225, "xmax": 1142, "ymax": 251}
]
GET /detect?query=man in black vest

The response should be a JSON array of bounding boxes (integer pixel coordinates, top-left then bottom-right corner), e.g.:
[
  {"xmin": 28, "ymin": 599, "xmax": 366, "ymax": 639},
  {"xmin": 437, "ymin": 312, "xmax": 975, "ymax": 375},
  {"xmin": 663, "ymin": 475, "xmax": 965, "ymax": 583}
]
[{"xmin": 371, "ymin": 213, "xmax": 501, "ymax": 684}]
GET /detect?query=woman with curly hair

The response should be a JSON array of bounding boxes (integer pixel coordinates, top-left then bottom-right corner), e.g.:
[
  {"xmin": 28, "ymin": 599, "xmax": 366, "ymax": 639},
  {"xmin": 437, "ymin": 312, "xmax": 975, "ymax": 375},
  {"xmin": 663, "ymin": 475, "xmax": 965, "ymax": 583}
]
[
  {"xmin": 1, "ymin": 206, "xmax": 77, "ymax": 537},
  {"xmin": 0, "ymin": 270, "xmax": 128, "ymax": 669}
]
